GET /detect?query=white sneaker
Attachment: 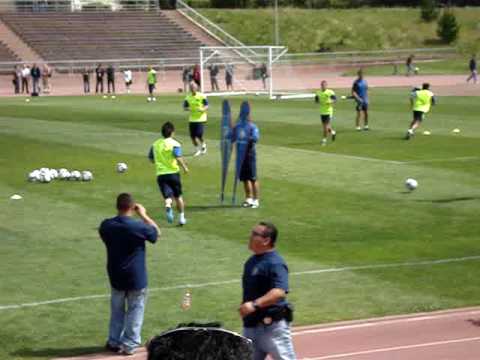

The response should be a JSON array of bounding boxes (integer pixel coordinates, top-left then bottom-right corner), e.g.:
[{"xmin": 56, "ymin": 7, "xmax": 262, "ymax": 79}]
[
  {"xmin": 242, "ymin": 198, "xmax": 254, "ymax": 207},
  {"xmin": 356, "ymin": 126, "xmax": 362, "ymax": 131},
  {"xmin": 179, "ymin": 215, "xmax": 187, "ymax": 226},
  {"xmin": 251, "ymin": 200, "xmax": 259, "ymax": 209},
  {"xmin": 193, "ymin": 150, "xmax": 202, "ymax": 157}
]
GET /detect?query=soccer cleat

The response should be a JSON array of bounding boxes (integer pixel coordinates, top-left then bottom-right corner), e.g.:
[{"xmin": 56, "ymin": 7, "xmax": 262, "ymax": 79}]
[
  {"xmin": 201, "ymin": 143, "xmax": 207, "ymax": 155},
  {"xmin": 166, "ymin": 207, "xmax": 174, "ymax": 223},
  {"xmin": 363, "ymin": 126, "xmax": 369, "ymax": 131},
  {"xmin": 242, "ymin": 198, "xmax": 253, "ymax": 207},
  {"xmin": 356, "ymin": 126, "xmax": 362, "ymax": 131},
  {"xmin": 193, "ymin": 149, "xmax": 202, "ymax": 157},
  {"xmin": 331, "ymin": 131, "xmax": 336, "ymax": 142},
  {"xmin": 405, "ymin": 131, "xmax": 411, "ymax": 140},
  {"xmin": 251, "ymin": 200, "xmax": 259, "ymax": 209},
  {"xmin": 179, "ymin": 215, "xmax": 187, "ymax": 226}
]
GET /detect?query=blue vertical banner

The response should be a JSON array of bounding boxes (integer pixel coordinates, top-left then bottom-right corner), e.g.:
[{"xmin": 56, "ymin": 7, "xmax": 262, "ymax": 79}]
[
  {"xmin": 220, "ymin": 99, "xmax": 232, "ymax": 203},
  {"xmin": 232, "ymin": 101, "xmax": 251, "ymax": 204}
]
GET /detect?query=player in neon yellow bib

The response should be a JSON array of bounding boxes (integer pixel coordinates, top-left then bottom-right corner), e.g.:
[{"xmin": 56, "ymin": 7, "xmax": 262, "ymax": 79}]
[
  {"xmin": 149, "ymin": 122, "xmax": 189, "ymax": 225},
  {"xmin": 405, "ymin": 83, "xmax": 436, "ymax": 140},
  {"xmin": 183, "ymin": 82, "xmax": 209, "ymax": 156},
  {"xmin": 315, "ymin": 80, "xmax": 337, "ymax": 145},
  {"xmin": 147, "ymin": 65, "xmax": 157, "ymax": 102}
]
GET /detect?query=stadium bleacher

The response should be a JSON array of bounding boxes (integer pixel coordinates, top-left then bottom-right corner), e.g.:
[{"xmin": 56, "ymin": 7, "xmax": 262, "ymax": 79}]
[
  {"xmin": 0, "ymin": 40, "xmax": 19, "ymax": 62},
  {"xmin": 0, "ymin": 11, "xmax": 205, "ymax": 61}
]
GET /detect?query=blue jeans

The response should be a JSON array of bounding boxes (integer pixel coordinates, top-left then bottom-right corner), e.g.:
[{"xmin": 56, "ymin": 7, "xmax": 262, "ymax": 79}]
[
  {"xmin": 108, "ymin": 287, "xmax": 147, "ymax": 352},
  {"xmin": 243, "ymin": 320, "xmax": 296, "ymax": 360}
]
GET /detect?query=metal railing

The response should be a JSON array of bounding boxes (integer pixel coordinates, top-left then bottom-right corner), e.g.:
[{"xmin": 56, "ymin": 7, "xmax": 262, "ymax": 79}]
[{"xmin": 0, "ymin": 47, "xmax": 460, "ymax": 73}]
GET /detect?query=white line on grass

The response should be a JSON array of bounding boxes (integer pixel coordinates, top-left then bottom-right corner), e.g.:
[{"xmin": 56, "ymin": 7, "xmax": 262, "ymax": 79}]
[
  {"xmin": 1, "ymin": 255, "xmax": 480, "ymax": 311},
  {"xmin": 299, "ymin": 336, "xmax": 480, "ymax": 360},
  {"xmin": 405, "ymin": 156, "xmax": 480, "ymax": 164}
]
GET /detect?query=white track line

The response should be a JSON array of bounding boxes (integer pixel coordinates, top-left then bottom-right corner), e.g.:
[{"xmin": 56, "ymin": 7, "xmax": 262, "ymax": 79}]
[
  {"xmin": 300, "ymin": 336, "xmax": 480, "ymax": 360},
  {"xmin": 1, "ymin": 255, "xmax": 480, "ymax": 311}
]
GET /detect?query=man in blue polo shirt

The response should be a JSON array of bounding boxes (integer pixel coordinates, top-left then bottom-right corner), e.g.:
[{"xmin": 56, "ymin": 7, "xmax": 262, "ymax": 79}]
[
  {"xmin": 352, "ymin": 69, "xmax": 369, "ymax": 131},
  {"xmin": 99, "ymin": 193, "xmax": 160, "ymax": 356},
  {"xmin": 239, "ymin": 222, "xmax": 296, "ymax": 360}
]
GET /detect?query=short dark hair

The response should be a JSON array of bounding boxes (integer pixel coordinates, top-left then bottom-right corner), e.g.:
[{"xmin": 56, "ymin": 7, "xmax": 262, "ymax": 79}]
[
  {"xmin": 162, "ymin": 122, "xmax": 175, "ymax": 138},
  {"xmin": 259, "ymin": 221, "xmax": 278, "ymax": 246},
  {"xmin": 116, "ymin": 193, "xmax": 134, "ymax": 211},
  {"xmin": 422, "ymin": 83, "xmax": 430, "ymax": 90}
]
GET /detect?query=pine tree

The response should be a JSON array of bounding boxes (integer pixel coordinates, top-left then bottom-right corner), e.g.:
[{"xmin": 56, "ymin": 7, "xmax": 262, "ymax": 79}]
[{"xmin": 437, "ymin": 10, "xmax": 460, "ymax": 44}]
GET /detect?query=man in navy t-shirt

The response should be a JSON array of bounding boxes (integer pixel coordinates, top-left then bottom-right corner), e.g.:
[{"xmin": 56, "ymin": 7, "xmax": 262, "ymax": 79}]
[
  {"xmin": 352, "ymin": 69, "xmax": 369, "ymax": 131},
  {"xmin": 239, "ymin": 222, "xmax": 296, "ymax": 360},
  {"xmin": 99, "ymin": 193, "xmax": 160, "ymax": 355}
]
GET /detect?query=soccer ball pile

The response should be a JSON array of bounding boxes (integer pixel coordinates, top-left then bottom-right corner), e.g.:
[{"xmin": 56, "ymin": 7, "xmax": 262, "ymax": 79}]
[
  {"xmin": 27, "ymin": 168, "xmax": 93, "ymax": 183},
  {"xmin": 116, "ymin": 162, "xmax": 128, "ymax": 173},
  {"xmin": 405, "ymin": 178, "xmax": 418, "ymax": 191}
]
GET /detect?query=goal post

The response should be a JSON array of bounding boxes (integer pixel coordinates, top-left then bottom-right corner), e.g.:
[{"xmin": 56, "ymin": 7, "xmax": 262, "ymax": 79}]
[{"xmin": 199, "ymin": 46, "xmax": 288, "ymax": 99}]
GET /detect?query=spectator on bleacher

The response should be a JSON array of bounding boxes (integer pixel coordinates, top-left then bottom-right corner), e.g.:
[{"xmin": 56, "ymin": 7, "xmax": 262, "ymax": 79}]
[
  {"xmin": 83, "ymin": 67, "xmax": 91, "ymax": 94},
  {"xmin": 107, "ymin": 64, "xmax": 116, "ymax": 94},
  {"xmin": 192, "ymin": 64, "xmax": 201, "ymax": 87},
  {"xmin": 95, "ymin": 63, "xmax": 105, "ymax": 94},
  {"xmin": 42, "ymin": 63, "xmax": 52, "ymax": 94},
  {"xmin": 182, "ymin": 66, "xmax": 192, "ymax": 93},
  {"xmin": 124, "ymin": 69, "xmax": 133, "ymax": 94},
  {"xmin": 12, "ymin": 65, "xmax": 20, "ymax": 94},
  {"xmin": 31, "ymin": 63, "xmax": 41, "ymax": 94},
  {"xmin": 208, "ymin": 64, "xmax": 220, "ymax": 92},
  {"xmin": 225, "ymin": 63, "xmax": 234, "ymax": 91},
  {"xmin": 21, "ymin": 64, "xmax": 30, "ymax": 94}
]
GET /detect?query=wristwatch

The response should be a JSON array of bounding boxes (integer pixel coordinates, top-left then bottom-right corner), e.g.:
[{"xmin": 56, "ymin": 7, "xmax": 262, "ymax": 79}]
[{"xmin": 252, "ymin": 300, "xmax": 261, "ymax": 311}]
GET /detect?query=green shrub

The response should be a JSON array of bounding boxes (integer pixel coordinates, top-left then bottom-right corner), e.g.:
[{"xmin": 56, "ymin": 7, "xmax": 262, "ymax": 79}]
[
  {"xmin": 437, "ymin": 10, "xmax": 460, "ymax": 43},
  {"xmin": 420, "ymin": 0, "xmax": 439, "ymax": 22}
]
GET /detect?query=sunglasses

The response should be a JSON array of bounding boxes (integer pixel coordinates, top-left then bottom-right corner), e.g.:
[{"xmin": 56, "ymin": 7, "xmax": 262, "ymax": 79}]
[{"xmin": 251, "ymin": 230, "xmax": 268, "ymax": 238}]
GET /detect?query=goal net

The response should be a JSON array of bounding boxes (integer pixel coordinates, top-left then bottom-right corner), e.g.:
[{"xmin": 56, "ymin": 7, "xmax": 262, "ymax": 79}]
[{"xmin": 199, "ymin": 46, "xmax": 288, "ymax": 99}]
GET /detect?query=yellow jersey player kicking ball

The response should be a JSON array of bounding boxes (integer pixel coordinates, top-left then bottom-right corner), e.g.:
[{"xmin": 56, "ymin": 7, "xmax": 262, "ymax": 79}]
[
  {"xmin": 315, "ymin": 80, "xmax": 337, "ymax": 145},
  {"xmin": 405, "ymin": 83, "xmax": 436, "ymax": 140}
]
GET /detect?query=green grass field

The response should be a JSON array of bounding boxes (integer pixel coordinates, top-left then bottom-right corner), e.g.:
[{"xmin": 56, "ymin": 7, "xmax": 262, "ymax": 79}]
[{"xmin": 1, "ymin": 89, "xmax": 480, "ymax": 359}]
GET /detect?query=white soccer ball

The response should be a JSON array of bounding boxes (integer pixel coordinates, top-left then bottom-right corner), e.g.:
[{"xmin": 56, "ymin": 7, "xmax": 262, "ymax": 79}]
[
  {"xmin": 116, "ymin": 162, "xmax": 128, "ymax": 173},
  {"xmin": 59, "ymin": 169, "xmax": 70, "ymax": 180},
  {"xmin": 111, "ymin": 95, "xmax": 116, "ymax": 100},
  {"xmin": 81, "ymin": 170, "xmax": 93, "ymax": 181},
  {"xmin": 39, "ymin": 172, "xmax": 52, "ymax": 183},
  {"xmin": 405, "ymin": 178, "xmax": 418, "ymax": 191},
  {"xmin": 147, "ymin": 97, "xmax": 152, "ymax": 102},
  {"xmin": 49, "ymin": 169, "xmax": 59, "ymax": 179},
  {"xmin": 70, "ymin": 170, "xmax": 82, "ymax": 181},
  {"xmin": 28, "ymin": 170, "xmax": 41, "ymax": 182}
]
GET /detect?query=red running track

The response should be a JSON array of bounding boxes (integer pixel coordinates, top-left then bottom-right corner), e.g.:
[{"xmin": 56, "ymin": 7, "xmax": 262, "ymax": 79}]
[{"xmin": 55, "ymin": 307, "xmax": 480, "ymax": 360}]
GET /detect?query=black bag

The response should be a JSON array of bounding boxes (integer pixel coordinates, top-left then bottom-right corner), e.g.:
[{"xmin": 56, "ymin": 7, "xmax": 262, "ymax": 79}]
[{"xmin": 147, "ymin": 323, "xmax": 253, "ymax": 360}]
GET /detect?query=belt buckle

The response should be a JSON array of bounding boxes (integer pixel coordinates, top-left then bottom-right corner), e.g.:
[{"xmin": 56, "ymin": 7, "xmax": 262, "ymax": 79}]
[{"xmin": 262, "ymin": 317, "xmax": 273, "ymax": 325}]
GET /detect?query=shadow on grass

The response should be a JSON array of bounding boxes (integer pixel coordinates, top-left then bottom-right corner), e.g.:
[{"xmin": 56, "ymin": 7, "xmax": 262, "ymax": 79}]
[
  {"xmin": 12, "ymin": 346, "xmax": 105, "ymax": 358},
  {"xmin": 188, "ymin": 204, "xmax": 243, "ymax": 212},
  {"xmin": 414, "ymin": 197, "xmax": 478, "ymax": 203}
]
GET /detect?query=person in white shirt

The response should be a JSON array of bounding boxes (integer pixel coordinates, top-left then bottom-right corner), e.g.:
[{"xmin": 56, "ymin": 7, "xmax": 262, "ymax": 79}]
[
  {"xmin": 124, "ymin": 69, "xmax": 133, "ymax": 94},
  {"xmin": 21, "ymin": 64, "xmax": 30, "ymax": 94}
]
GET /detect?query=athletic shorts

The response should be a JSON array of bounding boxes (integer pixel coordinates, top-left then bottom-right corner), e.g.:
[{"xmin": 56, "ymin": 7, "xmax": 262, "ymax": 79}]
[
  {"xmin": 320, "ymin": 114, "xmax": 331, "ymax": 123},
  {"xmin": 239, "ymin": 158, "xmax": 257, "ymax": 182},
  {"xmin": 125, "ymin": 80, "xmax": 132, "ymax": 86},
  {"xmin": 189, "ymin": 122, "xmax": 205, "ymax": 139},
  {"xmin": 356, "ymin": 102, "xmax": 368, "ymax": 111},
  {"xmin": 413, "ymin": 111, "xmax": 425, "ymax": 122},
  {"xmin": 148, "ymin": 84, "xmax": 155, "ymax": 94},
  {"xmin": 157, "ymin": 173, "xmax": 182, "ymax": 198},
  {"xmin": 226, "ymin": 75, "xmax": 233, "ymax": 86}
]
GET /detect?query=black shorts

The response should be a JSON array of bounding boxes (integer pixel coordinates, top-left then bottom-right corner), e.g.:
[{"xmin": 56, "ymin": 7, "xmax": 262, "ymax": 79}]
[
  {"xmin": 148, "ymin": 84, "xmax": 155, "ymax": 94},
  {"xmin": 356, "ymin": 102, "xmax": 368, "ymax": 111},
  {"xmin": 125, "ymin": 80, "xmax": 132, "ymax": 86},
  {"xmin": 239, "ymin": 158, "xmax": 257, "ymax": 181},
  {"xmin": 226, "ymin": 75, "xmax": 233, "ymax": 86},
  {"xmin": 189, "ymin": 122, "xmax": 205, "ymax": 139},
  {"xmin": 157, "ymin": 173, "xmax": 182, "ymax": 198},
  {"xmin": 320, "ymin": 115, "xmax": 331, "ymax": 123},
  {"xmin": 413, "ymin": 111, "xmax": 425, "ymax": 122}
]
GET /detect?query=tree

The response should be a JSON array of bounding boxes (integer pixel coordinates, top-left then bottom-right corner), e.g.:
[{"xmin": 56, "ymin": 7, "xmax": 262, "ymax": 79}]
[
  {"xmin": 420, "ymin": 0, "xmax": 439, "ymax": 22},
  {"xmin": 437, "ymin": 10, "xmax": 460, "ymax": 43}
]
